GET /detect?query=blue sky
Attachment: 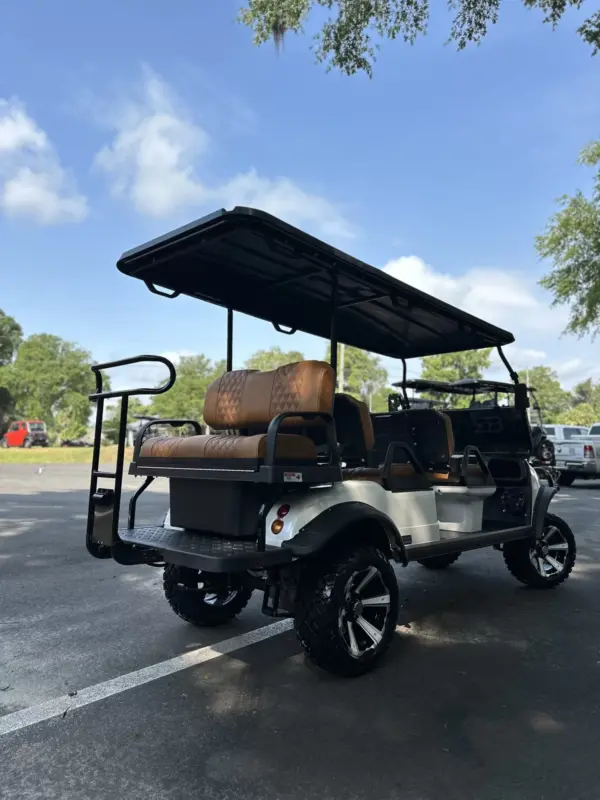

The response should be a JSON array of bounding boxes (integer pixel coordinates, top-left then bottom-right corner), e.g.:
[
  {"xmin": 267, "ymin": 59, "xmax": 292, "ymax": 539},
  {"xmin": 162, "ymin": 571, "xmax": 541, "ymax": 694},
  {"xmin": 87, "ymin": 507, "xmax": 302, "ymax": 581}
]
[{"xmin": 1, "ymin": 0, "xmax": 599, "ymax": 390}]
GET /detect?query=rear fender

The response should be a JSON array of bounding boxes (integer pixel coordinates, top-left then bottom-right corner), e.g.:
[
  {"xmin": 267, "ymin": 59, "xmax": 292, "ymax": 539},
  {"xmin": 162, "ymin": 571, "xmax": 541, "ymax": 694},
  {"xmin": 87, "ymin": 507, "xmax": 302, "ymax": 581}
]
[
  {"xmin": 532, "ymin": 484, "xmax": 558, "ymax": 540},
  {"xmin": 282, "ymin": 501, "xmax": 408, "ymax": 564}
]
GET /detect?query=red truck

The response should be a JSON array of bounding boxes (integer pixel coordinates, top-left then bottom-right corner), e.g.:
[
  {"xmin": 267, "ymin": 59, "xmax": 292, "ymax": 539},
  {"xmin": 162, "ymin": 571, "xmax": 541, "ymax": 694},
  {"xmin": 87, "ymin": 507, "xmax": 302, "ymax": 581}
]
[{"xmin": 1, "ymin": 420, "xmax": 49, "ymax": 448}]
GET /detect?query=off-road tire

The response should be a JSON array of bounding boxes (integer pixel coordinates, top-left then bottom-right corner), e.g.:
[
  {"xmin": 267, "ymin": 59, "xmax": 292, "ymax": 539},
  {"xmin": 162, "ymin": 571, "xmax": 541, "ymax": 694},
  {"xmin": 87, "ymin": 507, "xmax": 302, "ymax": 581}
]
[
  {"xmin": 503, "ymin": 513, "xmax": 576, "ymax": 589},
  {"xmin": 22, "ymin": 438, "xmax": 31, "ymax": 448},
  {"xmin": 294, "ymin": 545, "xmax": 399, "ymax": 678},
  {"xmin": 163, "ymin": 564, "xmax": 253, "ymax": 627},
  {"xmin": 417, "ymin": 552, "xmax": 461, "ymax": 570},
  {"xmin": 558, "ymin": 472, "xmax": 575, "ymax": 487}
]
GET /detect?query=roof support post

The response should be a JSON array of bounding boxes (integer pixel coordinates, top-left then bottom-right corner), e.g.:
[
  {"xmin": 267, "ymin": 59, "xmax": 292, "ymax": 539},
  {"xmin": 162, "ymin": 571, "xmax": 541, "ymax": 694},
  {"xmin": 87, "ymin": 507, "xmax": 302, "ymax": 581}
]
[
  {"xmin": 497, "ymin": 346, "xmax": 519, "ymax": 384},
  {"xmin": 400, "ymin": 358, "xmax": 410, "ymax": 409},
  {"xmin": 498, "ymin": 345, "xmax": 529, "ymax": 410},
  {"xmin": 226, "ymin": 308, "xmax": 233, "ymax": 371},
  {"xmin": 330, "ymin": 270, "xmax": 338, "ymax": 375}
]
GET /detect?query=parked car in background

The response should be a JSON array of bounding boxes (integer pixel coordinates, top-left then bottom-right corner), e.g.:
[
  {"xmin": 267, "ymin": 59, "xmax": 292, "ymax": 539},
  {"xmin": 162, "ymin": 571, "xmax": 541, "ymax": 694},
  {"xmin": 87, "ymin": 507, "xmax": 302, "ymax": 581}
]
[
  {"xmin": 544, "ymin": 424, "xmax": 600, "ymax": 485},
  {"xmin": 1, "ymin": 420, "xmax": 49, "ymax": 448}
]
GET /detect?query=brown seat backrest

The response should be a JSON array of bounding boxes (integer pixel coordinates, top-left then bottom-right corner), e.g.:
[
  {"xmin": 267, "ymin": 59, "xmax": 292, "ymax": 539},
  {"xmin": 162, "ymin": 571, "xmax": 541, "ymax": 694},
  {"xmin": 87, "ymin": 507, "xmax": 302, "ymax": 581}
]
[
  {"xmin": 333, "ymin": 394, "xmax": 374, "ymax": 465},
  {"xmin": 203, "ymin": 361, "xmax": 335, "ymax": 431}
]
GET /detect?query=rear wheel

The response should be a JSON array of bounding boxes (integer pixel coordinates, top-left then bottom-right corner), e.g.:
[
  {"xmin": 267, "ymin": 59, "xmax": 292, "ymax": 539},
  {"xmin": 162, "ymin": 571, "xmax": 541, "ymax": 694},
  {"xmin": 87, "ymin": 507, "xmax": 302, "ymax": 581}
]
[
  {"xmin": 295, "ymin": 545, "xmax": 399, "ymax": 677},
  {"xmin": 0, "ymin": 437, "xmax": 7, "ymax": 448},
  {"xmin": 163, "ymin": 565, "xmax": 253, "ymax": 627},
  {"xmin": 558, "ymin": 472, "xmax": 575, "ymax": 487},
  {"xmin": 503, "ymin": 513, "xmax": 576, "ymax": 589},
  {"xmin": 417, "ymin": 552, "xmax": 461, "ymax": 570}
]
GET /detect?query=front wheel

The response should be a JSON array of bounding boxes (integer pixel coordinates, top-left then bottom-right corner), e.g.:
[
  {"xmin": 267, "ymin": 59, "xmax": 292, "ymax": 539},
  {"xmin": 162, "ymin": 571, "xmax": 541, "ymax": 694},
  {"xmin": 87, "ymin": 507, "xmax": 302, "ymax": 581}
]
[
  {"xmin": 558, "ymin": 472, "xmax": 575, "ymax": 487},
  {"xmin": 503, "ymin": 513, "xmax": 576, "ymax": 589},
  {"xmin": 0, "ymin": 437, "xmax": 8, "ymax": 448},
  {"xmin": 295, "ymin": 546, "xmax": 399, "ymax": 678},
  {"xmin": 163, "ymin": 565, "xmax": 253, "ymax": 627},
  {"xmin": 22, "ymin": 438, "xmax": 31, "ymax": 449}
]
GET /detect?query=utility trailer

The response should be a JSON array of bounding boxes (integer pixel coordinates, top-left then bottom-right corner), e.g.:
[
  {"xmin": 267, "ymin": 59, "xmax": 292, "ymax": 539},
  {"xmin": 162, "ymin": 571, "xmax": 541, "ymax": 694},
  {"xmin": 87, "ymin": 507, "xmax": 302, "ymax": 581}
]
[{"xmin": 86, "ymin": 207, "xmax": 576, "ymax": 677}]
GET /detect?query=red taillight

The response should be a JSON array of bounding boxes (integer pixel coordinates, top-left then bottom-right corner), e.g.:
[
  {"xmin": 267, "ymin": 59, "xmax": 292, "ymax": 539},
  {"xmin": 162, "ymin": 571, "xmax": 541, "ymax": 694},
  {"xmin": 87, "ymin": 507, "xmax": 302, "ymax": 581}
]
[
  {"xmin": 277, "ymin": 504, "xmax": 290, "ymax": 518},
  {"xmin": 585, "ymin": 444, "xmax": 595, "ymax": 458}
]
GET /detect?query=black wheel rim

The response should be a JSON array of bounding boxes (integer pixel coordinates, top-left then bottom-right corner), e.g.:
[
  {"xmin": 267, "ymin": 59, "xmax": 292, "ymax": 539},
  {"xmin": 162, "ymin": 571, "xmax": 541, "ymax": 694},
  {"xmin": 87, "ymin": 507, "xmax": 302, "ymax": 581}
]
[
  {"xmin": 338, "ymin": 566, "xmax": 391, "ymax": 658},
  {"xmin": 530, "ymin": 525, "xmax": 570, "ymax": 578}
]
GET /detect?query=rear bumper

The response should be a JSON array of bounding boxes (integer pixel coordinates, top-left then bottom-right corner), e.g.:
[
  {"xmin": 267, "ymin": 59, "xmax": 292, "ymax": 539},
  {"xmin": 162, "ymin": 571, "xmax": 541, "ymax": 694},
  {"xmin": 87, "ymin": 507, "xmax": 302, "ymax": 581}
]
[
  {"xmin": 556, "ymin": 461, "xmax": 597, "ymax": 475},
  {"xmin": 118, "ymin": 526, "xmax": 294, "ymax": 572}
]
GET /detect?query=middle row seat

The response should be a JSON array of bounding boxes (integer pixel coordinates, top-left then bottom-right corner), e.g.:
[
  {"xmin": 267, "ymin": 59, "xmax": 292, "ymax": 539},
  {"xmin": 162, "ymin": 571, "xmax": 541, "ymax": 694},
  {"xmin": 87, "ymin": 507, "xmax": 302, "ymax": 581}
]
[{"xmin": 334, "ymin": 394, "xmax": 490, "ymax": 486}]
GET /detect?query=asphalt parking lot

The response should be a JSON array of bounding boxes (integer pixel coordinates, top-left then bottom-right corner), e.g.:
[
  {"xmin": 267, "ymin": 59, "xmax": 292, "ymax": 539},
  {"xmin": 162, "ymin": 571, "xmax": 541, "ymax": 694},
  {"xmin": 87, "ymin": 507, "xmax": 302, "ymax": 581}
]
[{"xmin": 1, "ymin": 464, "xmax": 600, "ymax": 800}]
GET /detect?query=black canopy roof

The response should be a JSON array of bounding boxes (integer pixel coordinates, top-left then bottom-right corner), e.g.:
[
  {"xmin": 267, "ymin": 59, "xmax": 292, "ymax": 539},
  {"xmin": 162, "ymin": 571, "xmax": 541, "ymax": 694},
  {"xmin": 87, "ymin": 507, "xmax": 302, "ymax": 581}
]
[
  {"xmin": 117, "ymin": 207, "xmax": 515, "ymax": 360},
  {"xmin": 398, "ymin": 378, "xmax": 534, "ymax": 394}
]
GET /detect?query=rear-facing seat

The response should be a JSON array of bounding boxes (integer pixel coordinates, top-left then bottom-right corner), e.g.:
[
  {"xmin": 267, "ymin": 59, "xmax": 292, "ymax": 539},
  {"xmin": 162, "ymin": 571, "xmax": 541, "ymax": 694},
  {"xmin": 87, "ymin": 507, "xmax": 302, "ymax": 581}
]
[{"xmin": 137, "ymin": 361, "xmax": 335, "ymax": 469}]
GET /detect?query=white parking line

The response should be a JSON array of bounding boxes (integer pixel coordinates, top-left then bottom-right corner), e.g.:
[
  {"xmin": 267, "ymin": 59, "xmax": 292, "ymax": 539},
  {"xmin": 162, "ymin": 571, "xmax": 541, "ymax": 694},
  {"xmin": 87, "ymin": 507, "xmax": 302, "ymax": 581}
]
[{"xmin": 0, "ymin": 618, "xmax": 293, "ymax": 738}]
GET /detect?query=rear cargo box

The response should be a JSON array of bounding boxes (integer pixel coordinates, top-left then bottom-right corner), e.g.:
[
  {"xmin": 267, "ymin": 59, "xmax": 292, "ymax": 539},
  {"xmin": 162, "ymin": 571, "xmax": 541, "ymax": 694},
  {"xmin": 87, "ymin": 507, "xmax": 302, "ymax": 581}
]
[{"xmin": 169, "ymin": 479, "xmax": 264, "ymax": 538}]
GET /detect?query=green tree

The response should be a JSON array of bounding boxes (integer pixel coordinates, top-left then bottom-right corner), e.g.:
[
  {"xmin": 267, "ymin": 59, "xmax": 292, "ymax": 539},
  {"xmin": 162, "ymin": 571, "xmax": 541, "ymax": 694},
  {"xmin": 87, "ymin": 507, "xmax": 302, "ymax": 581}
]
[
  {"xmin": 245, "ymin": 346, "xmax": 305, "ymax": 371},
  {"xmin": 54, "ymin": 391, "xmax": 93, "ymax": 441},
  {"xmin": 149, "ymin": 355, "xmax": 222, "ymax": 424},
  {"xmin": 103, "ymin": 397, "xmax": 146, "ymax": 444},
  {"xmin": 3, "ymin": 334, "xmax": 96, "ymax": 435},
  {"xmin": 0, "ymin": 386, "xmax": 14, "ymax": 433},
  {"xmin": 0, "ymin": 310, "xmax": 23, "ymax": 366},
  {"xmin": 239, "ymin": 0, "xmax": 600, "ymax": 77},
  {"xmin": 419, "ymin": 349, "xmax": 491, "ymax": 408},
  {"xmin": 518, "ymin": 366, "xmax": 571, "ymax": 420},
  {"xmin": 571, "ymin": 377, "xmax": 600, "ymax": 410},
  {"xmin": 572, "ymin": 377, "xmax": 595, "ymax": 406},
  {"xmin": 328, "ymin": 345, "xmax": 388, "ymax": 409},
  {"xmin": 537, "ymin": 141, "xmax": 600, "ymax": 337},
  {"xmin": 556, "ymin": 402, "xmax": 597, "ymax": 427}
]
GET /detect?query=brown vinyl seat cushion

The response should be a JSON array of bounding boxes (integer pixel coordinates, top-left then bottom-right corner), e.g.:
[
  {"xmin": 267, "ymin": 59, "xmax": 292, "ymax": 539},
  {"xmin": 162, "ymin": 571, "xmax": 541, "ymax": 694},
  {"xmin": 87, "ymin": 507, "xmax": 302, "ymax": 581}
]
[
  {"xmin": 137, "ymin": 360, "xmax": 334, "ymax": 465},
  {"xmin": 139, "ymin": 432, "xmax": 317, "ymax": 462}
]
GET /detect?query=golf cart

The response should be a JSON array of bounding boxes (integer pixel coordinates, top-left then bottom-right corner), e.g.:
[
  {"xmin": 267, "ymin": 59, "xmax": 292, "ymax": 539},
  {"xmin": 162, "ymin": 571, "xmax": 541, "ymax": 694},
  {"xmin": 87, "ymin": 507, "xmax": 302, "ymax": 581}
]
[
  {"xmin": 86, "ymin": 207, "xmax": 576, "ymax": 678},
  {"xmin": 389, "ymin": 378, "xmax": 558, "ymax": 485}
]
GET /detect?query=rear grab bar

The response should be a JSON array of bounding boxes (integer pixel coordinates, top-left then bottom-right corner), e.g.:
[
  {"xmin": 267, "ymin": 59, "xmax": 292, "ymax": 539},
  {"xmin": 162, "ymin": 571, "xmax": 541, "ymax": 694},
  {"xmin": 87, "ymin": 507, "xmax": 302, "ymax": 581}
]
[{"xmin": 89, "ymin": 355, "xmax": 176, "ymax": 401}]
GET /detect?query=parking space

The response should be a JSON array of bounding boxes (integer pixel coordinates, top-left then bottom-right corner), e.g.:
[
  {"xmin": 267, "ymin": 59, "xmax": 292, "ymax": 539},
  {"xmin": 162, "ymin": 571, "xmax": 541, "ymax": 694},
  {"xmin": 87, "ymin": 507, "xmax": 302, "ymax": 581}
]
[{"xmin": 2, "ymin": 465, "xmax": 600, "ymax": 799}]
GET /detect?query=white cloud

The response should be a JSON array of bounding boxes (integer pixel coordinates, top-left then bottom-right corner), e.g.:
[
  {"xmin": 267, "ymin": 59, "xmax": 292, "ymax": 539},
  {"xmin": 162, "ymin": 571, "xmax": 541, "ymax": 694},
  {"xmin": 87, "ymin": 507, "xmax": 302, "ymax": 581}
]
[
  {"xmin": 381, "ymin": 254, "xmax": 598, "ymax": 385},
  {"xmin": 94, "ymin": 73, "xmax": 210, "ymax": 217},
  {"xmin": 0, "ymin": 103, "xmax": 48, "ymax": 152},
  {"xmin": 0, "ymin": 98, "xmax": 88, "ymax": 224},
  {"xmin": 382, "ymin": 255, "xmax": 562, "ymax": 334},
  {"xmin": 94, "ymin": 68, "xmax": 352, "ymax": 238},
  {"xmin": 219, "ymin": 170, "xmax": 353, "ymax": 240}
]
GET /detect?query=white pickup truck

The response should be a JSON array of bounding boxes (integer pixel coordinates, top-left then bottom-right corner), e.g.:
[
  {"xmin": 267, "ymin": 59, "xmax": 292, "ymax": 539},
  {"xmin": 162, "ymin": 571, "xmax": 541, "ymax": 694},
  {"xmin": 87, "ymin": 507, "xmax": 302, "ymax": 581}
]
[{"xmin": 544, "ymin": 423, "xmax": 600, "ymax": 485}]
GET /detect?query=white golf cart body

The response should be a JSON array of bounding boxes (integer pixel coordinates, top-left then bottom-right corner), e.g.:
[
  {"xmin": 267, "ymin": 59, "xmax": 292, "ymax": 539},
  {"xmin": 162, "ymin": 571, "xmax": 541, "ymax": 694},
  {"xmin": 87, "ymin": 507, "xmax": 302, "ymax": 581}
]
[{"xmin": 163, "ymin": 466, "xmax": 541, "ymax": 549}]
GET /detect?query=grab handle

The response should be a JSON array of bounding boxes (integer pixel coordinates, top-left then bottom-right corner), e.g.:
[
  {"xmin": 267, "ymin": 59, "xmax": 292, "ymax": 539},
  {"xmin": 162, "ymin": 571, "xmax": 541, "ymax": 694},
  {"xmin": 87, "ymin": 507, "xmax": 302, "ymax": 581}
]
[{"xmin": 89, "ymin": 355, "xmax": 176, "ymax": 400}]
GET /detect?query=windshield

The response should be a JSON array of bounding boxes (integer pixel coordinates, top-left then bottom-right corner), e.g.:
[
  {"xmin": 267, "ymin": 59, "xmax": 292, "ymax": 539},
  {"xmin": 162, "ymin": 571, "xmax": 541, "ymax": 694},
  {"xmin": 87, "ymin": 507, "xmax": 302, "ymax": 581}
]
[
  {"xmin": 544, "ymin": 426, "xmax": 555, "ymax": 436},
  {"xmin": 28, "ymin": 423, "xmax": 46, "ymax": 432}
]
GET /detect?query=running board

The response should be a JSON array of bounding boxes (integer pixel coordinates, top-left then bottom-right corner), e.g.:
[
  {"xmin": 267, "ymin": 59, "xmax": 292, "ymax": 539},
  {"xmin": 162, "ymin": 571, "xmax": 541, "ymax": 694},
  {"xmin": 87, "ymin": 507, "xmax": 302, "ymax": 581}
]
[
  {"xmin": 118, "ymin": 526, "xmax": 293, "ymax": 572},
  {"xmin": 405, "ymin": 524, "xmax": 532, "ymax": 562}
]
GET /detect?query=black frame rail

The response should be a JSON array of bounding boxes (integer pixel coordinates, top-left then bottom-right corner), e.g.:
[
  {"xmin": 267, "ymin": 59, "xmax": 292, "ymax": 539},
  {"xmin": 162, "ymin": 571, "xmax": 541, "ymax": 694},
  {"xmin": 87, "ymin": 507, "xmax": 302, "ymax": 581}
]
[{"xmin": 86, "ymin": 355, "xmax": 176, "ymax": 557}]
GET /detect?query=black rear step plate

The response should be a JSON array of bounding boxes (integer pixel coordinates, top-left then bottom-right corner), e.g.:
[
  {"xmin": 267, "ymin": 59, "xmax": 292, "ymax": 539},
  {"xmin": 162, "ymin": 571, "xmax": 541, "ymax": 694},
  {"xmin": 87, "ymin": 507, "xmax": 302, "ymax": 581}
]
[{"xmin": 118, "ymin": 526, "xmax": 293, "ymax": 572}]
